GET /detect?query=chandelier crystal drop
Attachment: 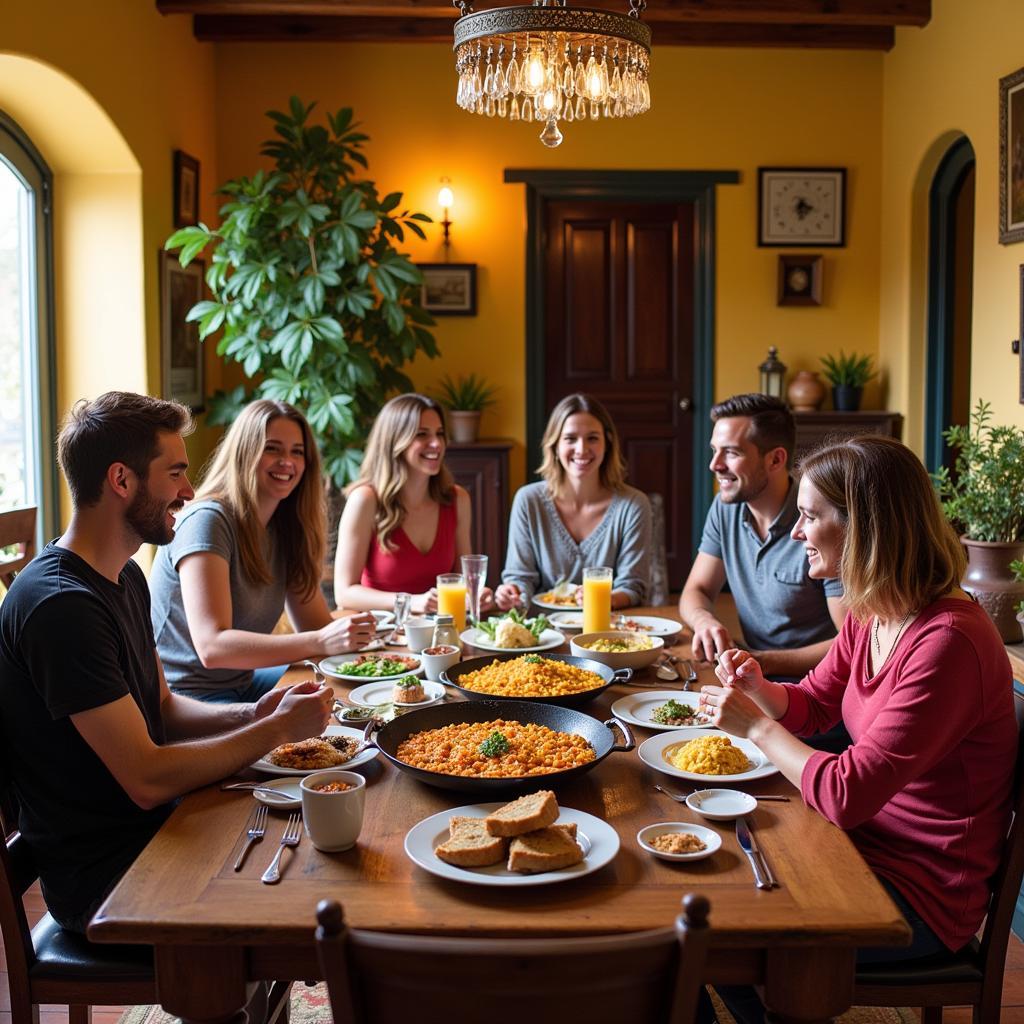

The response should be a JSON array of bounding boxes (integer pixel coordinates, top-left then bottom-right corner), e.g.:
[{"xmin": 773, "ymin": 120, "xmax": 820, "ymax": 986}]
[{"xmin": 453, "ymin": 0, "xmax": 651, "ymax": 148}]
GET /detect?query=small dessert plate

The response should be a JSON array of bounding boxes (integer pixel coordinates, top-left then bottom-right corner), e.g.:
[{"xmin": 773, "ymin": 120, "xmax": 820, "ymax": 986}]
[
  {"xmin": 685, "ymin": 789, "xmax": 758, "ymax": 821},
  {"xmin": 636, "ymin": 822, "xmax": 721, "ymax": 862}
]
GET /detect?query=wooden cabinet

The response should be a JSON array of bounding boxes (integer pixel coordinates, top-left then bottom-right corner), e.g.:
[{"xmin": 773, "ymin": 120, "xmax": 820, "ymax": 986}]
[
  {"xmin": 445, "ymin": 439, "xmax": 513, "ymax": 587},
  {"xmin": 793, "ymin": 411, "xmax": 904, "ymax": 463}
]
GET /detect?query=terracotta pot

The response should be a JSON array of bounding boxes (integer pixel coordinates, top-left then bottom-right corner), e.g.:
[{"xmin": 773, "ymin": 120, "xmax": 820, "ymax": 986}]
[
  {"xmin": 831, "ymin": 385, "xmax": 863, "ymax": 412},
  {"xmin": 447, "ymin": 409, "xmax": 482, "ymax": 443},
  {"xmin": 961, "ymin": 536, "xmax": 1024, "ymax": 643},
  {"xmin": 787, "ymin": 370, "xmax": 826, "ymax": 412}
]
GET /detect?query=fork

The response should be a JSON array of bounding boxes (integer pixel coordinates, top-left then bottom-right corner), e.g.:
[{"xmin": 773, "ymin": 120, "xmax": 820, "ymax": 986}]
[
  {"xmin": 233, "ymin": 803, "xmax": 268, "ymax": 871},
  {"xmin": 261, "ymin": 812, "xmax": 302, "ymax": 884}
]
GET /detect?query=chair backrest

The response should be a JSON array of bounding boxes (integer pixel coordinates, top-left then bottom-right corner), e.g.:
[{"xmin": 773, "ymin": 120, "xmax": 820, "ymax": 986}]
[
  {"xmin": 315, "ymin": 894, "xmax": 711, "ymax": 1024},
  {"xmin": 648, "ymin": 492, "xmax": 670, "ymax": 605},
  {"xmin": 977, "ymin": 688, "xmax": 1024, "ymax": 986},
  {"xmin": 0, "ymin": 507, "xmax": 37, "ymax": 593}
]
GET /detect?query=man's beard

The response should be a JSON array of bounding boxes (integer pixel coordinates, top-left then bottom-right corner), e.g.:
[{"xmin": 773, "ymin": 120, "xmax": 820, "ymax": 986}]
[{"xmin": 126, "ymin": 481, "xmax": 180, "ymax": 545}]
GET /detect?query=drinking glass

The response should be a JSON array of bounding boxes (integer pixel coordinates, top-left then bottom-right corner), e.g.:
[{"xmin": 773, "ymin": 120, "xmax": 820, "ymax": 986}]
[
  {"xmin": 460, "ymin": 554, "xmax": 488, "ymax": 628},
  {"xmin": 391, "ymin": 591, "xmax": 412, "ymax": 643},
  {"xmin": 582, "ymin": 565, "xmax": 612, "ymax": 634},
  {"xmin": 436, "ymin": 573, "xmax": 468, "ymax": 633}
]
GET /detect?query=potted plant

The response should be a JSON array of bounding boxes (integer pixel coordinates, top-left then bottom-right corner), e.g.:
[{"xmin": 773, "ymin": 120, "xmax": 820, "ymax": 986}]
[
  {"xmin": 434, "ymin": 373, "xmax": 497, "ymax": 443},
  {"xmin": 819, "ymin": 351, "xmax": 877, "ymax": 411},
  {"xmin": 935, "ymin": 400, "xmax": 1024, "ymax": 642},
  {"xmin": 1012, "ymin": 559, "xmax": 1024, "ymax": 643},
  {"xmin": 164, "ymin": 97, "xmax": 437, "ymax": 490}
]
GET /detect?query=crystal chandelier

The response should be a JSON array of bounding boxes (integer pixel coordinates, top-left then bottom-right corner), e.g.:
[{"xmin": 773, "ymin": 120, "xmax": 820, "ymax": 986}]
[{"xmin": 452, "ymin": 0, "xmax": 652, "ymax": 148}]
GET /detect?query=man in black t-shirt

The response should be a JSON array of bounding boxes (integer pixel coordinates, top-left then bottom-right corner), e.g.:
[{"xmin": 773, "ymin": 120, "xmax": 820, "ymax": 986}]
[{"xmin": 0, "ymin": 392, "xmax": 335, "ymax": 932}]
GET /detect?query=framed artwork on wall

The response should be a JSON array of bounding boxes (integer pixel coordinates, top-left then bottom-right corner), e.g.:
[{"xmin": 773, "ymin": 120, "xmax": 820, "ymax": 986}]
[
  {"xmin": 160, "ymin": 250, "xmax": 205, "ymax": 412},
  {"xmin": 1000, "ymin": 66, "xmax": 1024, "ymax": 245},
  {"xmin": 418, "ymin": 262, "xmax": 477, "ymax": 316},
  {"xmin": 758, "ymin": 167, "xmax": 846, "ymax": 247},
  {"xmin": 777, "ymin": 254, "xmax": 823, "ymax": 306},
  {"xmin": 173, "ymin": 150, "xmax": 200, "ymax": 229}
]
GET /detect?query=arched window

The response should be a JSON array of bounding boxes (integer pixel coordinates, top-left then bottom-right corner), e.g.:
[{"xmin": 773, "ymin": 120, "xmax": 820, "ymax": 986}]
[{"xmin": 0, "ymin": 112, "xmax": 56, "ymax": 539}]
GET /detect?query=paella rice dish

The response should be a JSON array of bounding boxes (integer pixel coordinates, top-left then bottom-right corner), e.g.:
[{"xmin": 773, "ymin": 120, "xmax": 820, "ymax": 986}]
[
  {"xmin": 457, "ymin": 655, "xmax": 605, "ymax": 698},
  {"xmin": 578, "ymin": 634, "xmax": 653, "ymax": 653},
  {"xmin": 395, "ymin": 718, "xmax": 596, "ymax": 778},
  {"xmin": 668, "ymin": 734, "xmax": 753, "ymax": 776}
]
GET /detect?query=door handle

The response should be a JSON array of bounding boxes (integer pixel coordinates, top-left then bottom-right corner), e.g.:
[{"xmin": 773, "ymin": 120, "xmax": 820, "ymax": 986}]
[{"xmin": 679, "ymin": 398, "xmax": 693, "ymax": 412}]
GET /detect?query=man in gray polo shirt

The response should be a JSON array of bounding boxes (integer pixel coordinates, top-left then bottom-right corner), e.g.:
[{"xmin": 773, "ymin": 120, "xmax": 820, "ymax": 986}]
[{"xmin": 679, "ymin": 393, "xmax": 845, "ymax": 678}]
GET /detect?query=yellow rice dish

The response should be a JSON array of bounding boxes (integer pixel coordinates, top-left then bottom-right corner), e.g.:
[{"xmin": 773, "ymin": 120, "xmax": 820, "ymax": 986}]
[
  {"xmin": 458, "ymin": 655, "xmax": 605, "ymax": 697},
  {"xmin": 579, "ymin": 634, "xmax": 653, "ymax": 653},
  {"xmin": 669, "ymin": 734, "xmax": 753, "ymax": 776}
]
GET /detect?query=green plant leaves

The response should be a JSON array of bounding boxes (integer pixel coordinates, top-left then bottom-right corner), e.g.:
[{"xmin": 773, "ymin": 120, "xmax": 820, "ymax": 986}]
[{"xmin": 819, "ymin": 350, "xmax": 876, "ymax": 388}]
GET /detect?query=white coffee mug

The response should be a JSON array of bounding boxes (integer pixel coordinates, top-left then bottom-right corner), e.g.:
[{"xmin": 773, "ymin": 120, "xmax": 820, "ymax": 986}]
[
  {"xmin": 300, "ymin": 770, "xmax": 366, "ymax": 852},
  {"xmin": 404, "ymin": 616, "xmax": 436, "ymax": 653}
]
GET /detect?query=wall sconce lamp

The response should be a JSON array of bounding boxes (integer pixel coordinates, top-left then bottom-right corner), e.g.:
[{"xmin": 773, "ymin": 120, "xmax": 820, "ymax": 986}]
[
  {"xmin": 759, "ymin": 346, "xmax": 787, "ymax": 399},
  {"xmin": 438, "ymin": 177, "xmax": 454, "ymax": 258}
]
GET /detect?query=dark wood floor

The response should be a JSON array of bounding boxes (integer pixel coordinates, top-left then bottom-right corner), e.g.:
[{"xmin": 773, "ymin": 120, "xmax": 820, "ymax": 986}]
[{"xmin": 2, "ymin": 883, "xmax": 1024, "ymax": 1023}]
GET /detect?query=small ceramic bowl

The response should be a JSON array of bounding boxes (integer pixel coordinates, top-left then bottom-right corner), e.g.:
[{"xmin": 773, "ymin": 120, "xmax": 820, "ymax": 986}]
[
  {"xmin": 404, "ymin": 617, "xmax": 436, "ymax": 653},
  {"xmin": 685, "ymin": 789, "xmax": 758, "ymax": 821},
  {"xmin": 570, "ymin": 631, "xmax": 664, "ymax": 671},
  {"xmin": 419, "ymin": 644, "xmax": 461, "ymax": 681},
  {"xmin": 636, "ymin": 822, "xmax": 721, "ymax": 862}
]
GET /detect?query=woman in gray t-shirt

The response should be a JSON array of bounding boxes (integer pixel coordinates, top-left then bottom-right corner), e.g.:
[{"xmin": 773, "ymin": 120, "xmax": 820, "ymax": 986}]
[
  {"xmin": 150, "ymin": 400, "xmax": 375, "ymax": 701},
  {"xmin": 495, "ymin": 394, "xmax": 651, "ymax": 611}
]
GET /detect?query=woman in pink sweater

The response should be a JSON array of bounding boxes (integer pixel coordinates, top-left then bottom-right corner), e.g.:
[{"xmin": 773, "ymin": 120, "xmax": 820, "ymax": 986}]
[{"xmin": 699, "ymin": 437, "xmax": 1015, "ymax": 1020}]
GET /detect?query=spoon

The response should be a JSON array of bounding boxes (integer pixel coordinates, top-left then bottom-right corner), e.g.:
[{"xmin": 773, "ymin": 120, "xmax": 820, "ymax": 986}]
[{"xmin": 655, "ymin": 655, "xmax": 680, "ymax": 681}]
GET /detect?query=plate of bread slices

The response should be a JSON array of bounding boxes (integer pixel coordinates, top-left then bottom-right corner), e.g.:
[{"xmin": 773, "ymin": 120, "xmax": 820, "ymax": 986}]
[{"xmin": 403, "ymin": 790, "xmax": 620, "ymax": 886}]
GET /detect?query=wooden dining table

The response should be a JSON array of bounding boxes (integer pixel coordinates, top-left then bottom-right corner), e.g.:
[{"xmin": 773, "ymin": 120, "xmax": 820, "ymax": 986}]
[{"xmin": 89, "ymin": 604, "xmax": 910, "ymax": 1024}]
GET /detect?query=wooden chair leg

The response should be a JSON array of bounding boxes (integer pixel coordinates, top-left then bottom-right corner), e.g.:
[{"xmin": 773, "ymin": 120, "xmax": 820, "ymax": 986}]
[{"xmin": 68, "ymin": 1005, "xmax": 91, "ymax": 1024}]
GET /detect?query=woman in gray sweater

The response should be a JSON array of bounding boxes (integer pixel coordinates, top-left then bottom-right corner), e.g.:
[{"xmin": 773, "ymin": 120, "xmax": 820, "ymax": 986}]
[{"xmin": 495, "ymin": 393, "xmax": 652, "ymax": 611}]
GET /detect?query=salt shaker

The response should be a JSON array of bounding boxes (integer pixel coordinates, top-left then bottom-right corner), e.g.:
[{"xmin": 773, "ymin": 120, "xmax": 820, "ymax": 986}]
[{"xmin": 431, "ymin": 614, "xmax": 461, "ymax": 651}]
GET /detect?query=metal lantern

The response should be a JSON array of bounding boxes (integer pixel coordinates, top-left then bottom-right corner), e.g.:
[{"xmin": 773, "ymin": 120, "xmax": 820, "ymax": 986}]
[{"xmin": 758, "ymin": 346, "xmax": 787, "ymax": 399}]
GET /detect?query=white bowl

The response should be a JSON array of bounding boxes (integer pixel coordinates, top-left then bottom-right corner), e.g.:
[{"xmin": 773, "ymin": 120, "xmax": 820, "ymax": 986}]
[
  {"xmin": 419, "ymin": 644, "xmax": 461, "ymax": 681},
  {"xmin": 570, "ymin": 631, "xmax": 664, "ymax": 671},
  {"xmin": 404, "ymin": 617, "xmax": 436, "ymax": 653},
  {"xmin": 636, "ymin": 822, "xmax": 721, "ymax": 862},
  {"xmin": 685, "ymin": 789, "xmax": 758, "ymax": 821}
]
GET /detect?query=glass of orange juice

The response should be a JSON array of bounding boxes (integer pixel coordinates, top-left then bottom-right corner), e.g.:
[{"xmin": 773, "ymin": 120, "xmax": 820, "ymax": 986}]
[
  {"xmin": 436, "ymin": 573, "xmax": 468, "ymax": 633},
  {"xmin": 582, "ymin": 566, "xmax": 612, "ymax": 634}
]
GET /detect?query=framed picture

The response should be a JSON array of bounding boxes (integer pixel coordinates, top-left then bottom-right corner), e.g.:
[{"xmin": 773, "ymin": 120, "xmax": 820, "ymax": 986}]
[
  {"xmin": 160, "ymin": 250, "xmax": 205, "ymax": 412},
  {"xmin": 1000, "ymin": 66, "xmax": 1024, "ymax": 245},
  {"xmin": 418, "ymin": 262, "xmax": 477, "ymax": 316},
  {"xmin": 758, "ymin": 167, "xmax": 846, "ymax": 247},
  {"xmin": 173, "ymin": 150, "xmax": 199, "ymax": 229},
  {"xmin": 1018, "ymin": 264, "xmax": 1024, "ymax": 404},
  {"xmin": 777, "ymin": 254, "xmax": 823, "ymax": 306}
]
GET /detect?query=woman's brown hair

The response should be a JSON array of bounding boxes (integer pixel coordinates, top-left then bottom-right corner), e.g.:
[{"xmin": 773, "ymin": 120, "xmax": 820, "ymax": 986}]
[
  {"xmin": 194, "ymin": 400, "xmax": 325, "ymax": 599},
  {"xmin": 537, "ymin": 393, "xmax": 627, "ymax": 499},
  {"xmin": 799, "ymin": 435, "xmax": 966, "ymax": 621},
  {"xmin": 347, "ymin": 393, "xmax": 455, "ymax": 551}
]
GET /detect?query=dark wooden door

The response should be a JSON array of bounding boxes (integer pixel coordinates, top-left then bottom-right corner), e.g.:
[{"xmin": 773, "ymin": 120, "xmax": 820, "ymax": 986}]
[{"xmin": 543, "ymin": 199, "xmax": 695, "ymax": 585}]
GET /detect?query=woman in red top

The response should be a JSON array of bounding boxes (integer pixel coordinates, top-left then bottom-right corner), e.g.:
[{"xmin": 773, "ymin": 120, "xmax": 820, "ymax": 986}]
[
  {"xmin": 698, "ymin": 437, "xmax": 1015, "ymax": 1020},
  {"xmin": 334, "ymin": 393, "xmax": 488, "ymax": 614}
]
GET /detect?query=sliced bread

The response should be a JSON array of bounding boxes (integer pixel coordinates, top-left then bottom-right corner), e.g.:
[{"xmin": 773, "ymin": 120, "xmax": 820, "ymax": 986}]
[
  {"xmin": 435, "ymin": 816, "xmax": 507, "ymax": 868},
  {"xmin": 484, "ymin": 790, "xmax": 559, "ymax": 837},
  {"xmin": 507, "ymin": 824, "xmax": 584, "ymax": 874}
]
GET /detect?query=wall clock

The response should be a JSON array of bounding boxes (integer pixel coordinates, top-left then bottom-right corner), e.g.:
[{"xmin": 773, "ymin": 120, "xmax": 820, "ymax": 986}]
[{"xmin": 758, "ymin": 167, "xmax": 846, "ymax": 247}]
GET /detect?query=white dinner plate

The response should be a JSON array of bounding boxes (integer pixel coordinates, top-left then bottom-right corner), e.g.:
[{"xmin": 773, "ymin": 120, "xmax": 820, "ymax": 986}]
[
  {"xmin": 532, "ymin": 594, "xmax": 583, "ymax": 611},
  {"xmin": 610, "ymin": 691, "xmax": 714, "ymax": 731},
  {"xmin": 319, "ymin": 652, "xmax": 423, "ymax": 683},
  {"xmin": 404, "ymin": 803, "xmax": 620, "ymax": 887},
  {"xmin": 253, "ymin": 778, "xmax": 304, "ymax": 809},
  {"xmin": 370, "ymin": 610, "xmax": 394, "ymax": 630},
  {"xmin": 685, "ymin": 789, "xmax": 758, "ymax": 821},
  {"xmin": 459, "ymin": 627, "xmax": 566, "ymax": 653},
  {"xmin": 348, "ymin": 680, "xmax": 446, "ymax": 708},
  {"xmin": 251, "ymin": 724, "xmax": 378, "ymax": 776},
  {"xmin": 548, "ymin": 612, "xmax": 585, "ymax": 633},
  {"xmin": 637, "ymin": 822, "xmax": 722, "ymax": 862},
  {"xmin": 637, "ymin": 729, "xmax": 779, "ymax": 784},
  {"xmin": 612, "ymin": 615, "xmax": 684, "ymax": 638}
]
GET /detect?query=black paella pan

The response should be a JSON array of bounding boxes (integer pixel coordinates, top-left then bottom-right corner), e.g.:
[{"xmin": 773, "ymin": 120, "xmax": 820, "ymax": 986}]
[
  {"xmin": 439, "ymin": 652, "xmax": 632, "ymax": 709},
  {"xmin": 362, "ymin": 698, "xmax": 634, "ymax": 795}
]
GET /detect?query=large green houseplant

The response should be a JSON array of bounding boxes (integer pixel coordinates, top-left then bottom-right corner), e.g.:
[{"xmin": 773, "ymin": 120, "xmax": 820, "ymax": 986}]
[
  {"xmin": 165, "ymin": 97, "xmax": 437, "ymax": 488},
  {"xmin": 935, "ymin": 400, "xmax": 1024, "ymax": 641}
]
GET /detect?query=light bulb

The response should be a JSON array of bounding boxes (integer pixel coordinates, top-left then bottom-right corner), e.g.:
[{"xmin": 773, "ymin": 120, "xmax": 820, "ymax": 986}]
[
  {"xmin": 542, "ymin": 89, "xmax": 557, "ymax": 112},
  {"xmin": 587, "ymin": 69, "xmax": 603, "ymax": 100},
  {"xmin": 438, "ymin": 182, "xmax": 454, "ymax": 209},
  {"xmin": 526, "ymin": 53, "xmax": 545, "ymax": 92}
]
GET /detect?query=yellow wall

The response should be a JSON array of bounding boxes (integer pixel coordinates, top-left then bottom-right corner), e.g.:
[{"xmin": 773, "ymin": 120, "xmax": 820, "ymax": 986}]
[
  {"xmin": 880, "ymin": 0, "xmax": 1024, "ymax": 452},
  {"xmin": 213, "ymin": 42, "xmax": 885, "ymax": 484}
]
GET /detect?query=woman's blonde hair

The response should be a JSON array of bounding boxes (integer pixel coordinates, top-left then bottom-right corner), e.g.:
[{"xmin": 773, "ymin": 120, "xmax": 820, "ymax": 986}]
[
  {"xmin": 537, "ymin": 393, "xmax": 627, "ymax": 499},
  {"xmin": 194, "ymin": 399, "xmax": 324, "ymax": 599},
  {"xmin": 348, "ymin": 393, "xmax": 455, "ymax": 551},
  {"xmin": 799, "ymin": 435, "xmax": 966, "ymax": 621}
]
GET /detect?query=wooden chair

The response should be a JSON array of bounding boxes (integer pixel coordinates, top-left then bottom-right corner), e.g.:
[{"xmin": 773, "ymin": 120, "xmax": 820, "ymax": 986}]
[
  {"xmin": 854, "ymin": 688, "xmax": 1024, "ymax": 1023},
  {"xmin": 648, "ymin": 492, "xmax": 670, "ymax": 605},
  {"xmin": 315, "ymin": 893, "xmax": 711, "ymax": 1024},
  {"xmin": 0, "ymin": 506, "xmax": 36, "ymax": 593}
]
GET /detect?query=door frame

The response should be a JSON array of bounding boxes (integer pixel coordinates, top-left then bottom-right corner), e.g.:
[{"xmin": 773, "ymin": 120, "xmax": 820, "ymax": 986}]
[
  {"xmin": 504, "ymin": 168, "xmax": 739, "ymax": 555},
  {"xmin": 924, "ymin": 135, "xmax": 975, "ymax": 474}
]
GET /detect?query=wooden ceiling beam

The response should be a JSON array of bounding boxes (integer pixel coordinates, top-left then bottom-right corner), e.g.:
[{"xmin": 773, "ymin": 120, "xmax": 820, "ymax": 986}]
[
  {"xmin": 163, "ymin": 0, "xmax": 929, "ymax": 27},
  {"xmin": 192, "ymin": 13, "xmax": 896, "ymax": 47}
]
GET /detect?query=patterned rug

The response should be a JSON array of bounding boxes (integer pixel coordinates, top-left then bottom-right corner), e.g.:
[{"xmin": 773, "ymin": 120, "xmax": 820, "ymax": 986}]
[{"xmin": 116, "ymin": 981, "xmax": 920, "ymax": 1024}]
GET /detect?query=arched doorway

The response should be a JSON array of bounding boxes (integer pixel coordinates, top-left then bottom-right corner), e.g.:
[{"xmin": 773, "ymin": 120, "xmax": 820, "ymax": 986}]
[{"xmin": 925, "ymin": 135, "xmax": 975, "ymax": 474}]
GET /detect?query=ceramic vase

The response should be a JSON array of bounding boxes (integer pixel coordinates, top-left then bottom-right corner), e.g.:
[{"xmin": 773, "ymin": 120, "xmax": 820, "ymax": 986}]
[
  {"xmin": 961, "ymin": 537, "xmax": 1024, "ymax": 643},
  {"xmin": 447, "ymin": 410, "xmax": 482, "ymax": 443},
  {"xmin": 787, "ymin": 371, "xmax": 826, "ymax": 412}
]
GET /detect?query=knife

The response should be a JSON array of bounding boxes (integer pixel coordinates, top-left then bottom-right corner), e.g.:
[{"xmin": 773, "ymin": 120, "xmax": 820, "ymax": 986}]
[
  {"xmin": 743, "ymin": 818, "xmax": 780, "ymax": 888},
  {"xmin": 736, "ymin": 817, "xmax": 773, "ymax": 890}
]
